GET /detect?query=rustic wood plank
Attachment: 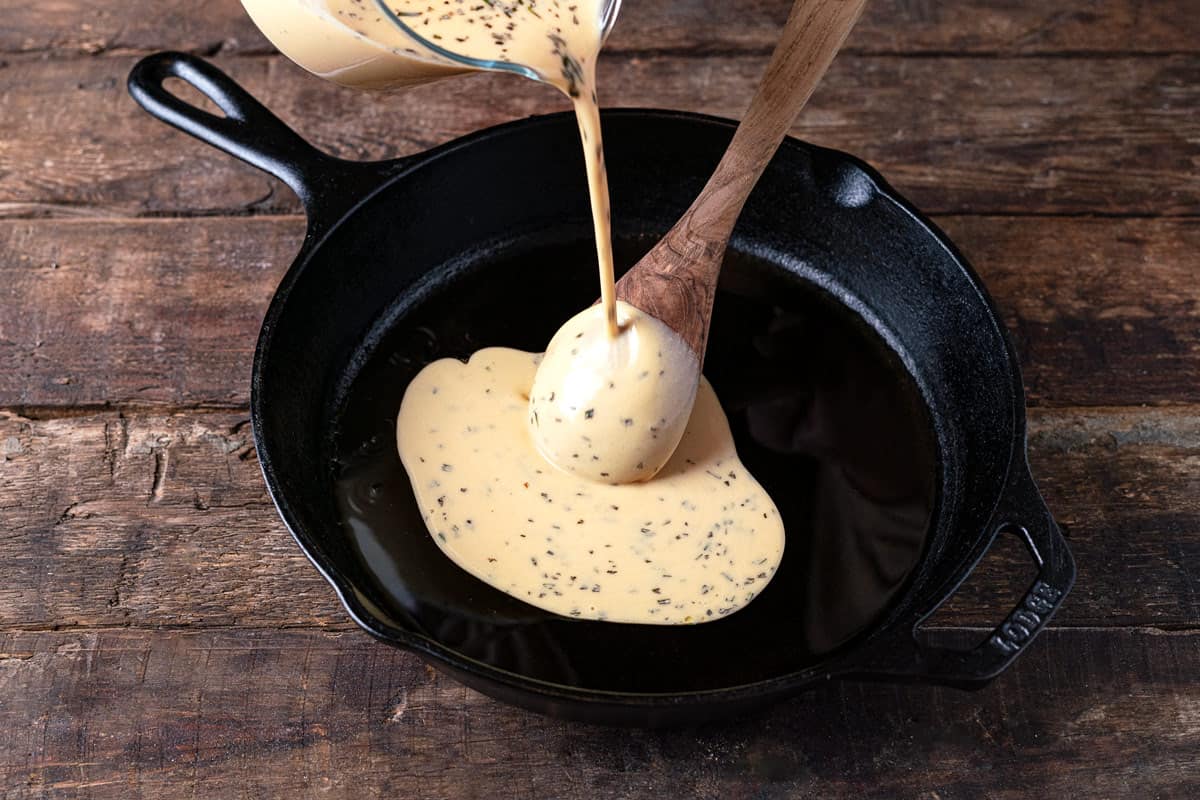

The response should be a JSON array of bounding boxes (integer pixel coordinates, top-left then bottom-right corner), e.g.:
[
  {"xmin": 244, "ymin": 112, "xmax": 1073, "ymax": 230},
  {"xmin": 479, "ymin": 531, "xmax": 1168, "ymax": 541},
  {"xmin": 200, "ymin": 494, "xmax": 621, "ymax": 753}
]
[
  {"xmin": 3, "ymin": 216, "xmax": 1197, "ymax": 410},
  {"xmin": 0, "ymin": 218, "xmax": 293, "ymax": 409},
  {"xmin": 0, "ymin": 406, "xmax": 1196, "ymax": 631},
  {"xmin": 936, "ymin": 216, "xmax": 1200, "ymax": 408},
  {"xmin": 0, "ymin": 54, "xmax": 1196, "ymax": 219},
  {"xmin": 3, "ymin": 3, "xmax": 1193, "ymax": 795},
  {"xmin": 0, "ymin": 627, "xmax": 1196, "ymax": 798},
  {"xmin": 3, "ymin": 0, "xmax": 1197, "ymax": 57},
  {"xmin": 0, "ymin": 410, "xmax": 324, "ymax": 632}
]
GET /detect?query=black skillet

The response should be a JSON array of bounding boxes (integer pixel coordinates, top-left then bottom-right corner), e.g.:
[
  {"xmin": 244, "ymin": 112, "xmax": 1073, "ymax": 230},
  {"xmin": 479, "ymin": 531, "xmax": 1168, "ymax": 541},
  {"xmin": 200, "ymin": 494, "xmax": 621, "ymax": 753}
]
[{"xmin": 129, "ymin": 52, "xmax": 1075, "ymax": 726}]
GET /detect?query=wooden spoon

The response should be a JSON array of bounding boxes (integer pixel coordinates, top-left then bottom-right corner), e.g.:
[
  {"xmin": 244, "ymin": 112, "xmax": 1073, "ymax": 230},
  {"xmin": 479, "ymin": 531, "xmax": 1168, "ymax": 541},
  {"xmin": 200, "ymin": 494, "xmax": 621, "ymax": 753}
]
[{"xmin": 616, "ymin": 0, "xmax": 868, "ymax": 358}]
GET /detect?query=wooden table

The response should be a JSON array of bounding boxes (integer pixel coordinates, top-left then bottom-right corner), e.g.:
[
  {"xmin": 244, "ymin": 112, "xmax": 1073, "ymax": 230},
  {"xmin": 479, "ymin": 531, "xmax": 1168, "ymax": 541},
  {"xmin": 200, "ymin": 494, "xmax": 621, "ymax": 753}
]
[{"xmin": 1, "ymin": 1, "xmax": 1197, "ymax": 796}]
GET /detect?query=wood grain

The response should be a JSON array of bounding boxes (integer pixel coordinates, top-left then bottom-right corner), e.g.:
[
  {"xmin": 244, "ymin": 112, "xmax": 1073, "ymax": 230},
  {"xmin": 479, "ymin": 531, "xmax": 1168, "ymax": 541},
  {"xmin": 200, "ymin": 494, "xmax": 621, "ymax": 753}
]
[
  {"xmin": 0, "ymin": 54, "xmax": 1196, "ymax": 219},
  {"xmin": 2, "ymin": 1, "xmax": 1198, "ymax": 793},
  {"xmin": 2, "ymin": 0, "xmax": 1196, "ymax": 57},
  {"xmin": 0, "ymin": 405, "xmax": 1196, "ymax": 632},
  {"xmin": 0, "ymin": 627, "xmax": 1197, "ymax": 798},
  {"xmin": 2, "ymin": 216, "xmax": 1197, "ymax": 410},
  {"xmin": 0, "ymin": 218, "xmax": 291, "ymax": 410},
  {"xmin": 937, "ymin": 215, "xmax": 1200, "ymax": 408}
]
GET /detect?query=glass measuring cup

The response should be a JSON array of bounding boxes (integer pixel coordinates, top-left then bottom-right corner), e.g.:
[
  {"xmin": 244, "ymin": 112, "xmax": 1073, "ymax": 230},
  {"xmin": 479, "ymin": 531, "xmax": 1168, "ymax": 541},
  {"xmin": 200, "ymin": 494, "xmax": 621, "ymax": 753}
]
[{"xmin": 239, "ymin": 0, "xmax": 622, "ymax": 91}]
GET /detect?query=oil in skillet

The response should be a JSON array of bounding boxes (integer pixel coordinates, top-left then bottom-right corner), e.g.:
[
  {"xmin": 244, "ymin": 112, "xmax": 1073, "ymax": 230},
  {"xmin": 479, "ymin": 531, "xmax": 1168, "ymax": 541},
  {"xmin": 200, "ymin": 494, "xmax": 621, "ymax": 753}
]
[{"xmin": 329, "ymin": 240, "xmax": 938, "ymax": 692}]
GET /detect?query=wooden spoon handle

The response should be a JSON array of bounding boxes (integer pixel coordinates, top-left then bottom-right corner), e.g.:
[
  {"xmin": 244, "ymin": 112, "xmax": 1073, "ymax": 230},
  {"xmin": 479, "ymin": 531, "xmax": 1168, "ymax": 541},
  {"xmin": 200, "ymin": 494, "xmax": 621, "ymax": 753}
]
[
  {"xmin": 616, "ymin": 0, "xmax": 867, "ymax": 356},
  {"xmin": 692, "ymin": 0, "xmax": 869, "ymax": 240}
]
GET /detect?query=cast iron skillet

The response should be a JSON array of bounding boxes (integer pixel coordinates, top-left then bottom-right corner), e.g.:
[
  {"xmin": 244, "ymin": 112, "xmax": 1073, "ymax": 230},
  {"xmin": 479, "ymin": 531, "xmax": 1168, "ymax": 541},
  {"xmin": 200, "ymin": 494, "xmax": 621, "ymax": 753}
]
[{"xmin": 129, "ymin": 52, "xmax": 1074, "ymax": 726}]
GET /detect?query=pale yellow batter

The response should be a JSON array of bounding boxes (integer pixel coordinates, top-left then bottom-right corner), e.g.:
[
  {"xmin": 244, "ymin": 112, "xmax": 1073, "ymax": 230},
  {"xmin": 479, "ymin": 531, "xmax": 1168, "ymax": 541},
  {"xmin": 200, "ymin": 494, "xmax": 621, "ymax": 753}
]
[{"xmin": 397, "ymin": 347, "xmax": 784, "ymax": 624}]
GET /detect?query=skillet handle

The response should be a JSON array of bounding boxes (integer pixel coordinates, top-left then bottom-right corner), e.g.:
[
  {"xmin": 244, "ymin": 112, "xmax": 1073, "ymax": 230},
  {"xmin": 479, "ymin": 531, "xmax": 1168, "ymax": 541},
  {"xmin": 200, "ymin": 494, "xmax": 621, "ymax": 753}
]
[
  {"xmin": 127, "ymin": 51, "xmax": 398, "ymax": 224},
  {"xmin": 851, "ymin": 462, "xmax": 1076, "ymax": 688}
]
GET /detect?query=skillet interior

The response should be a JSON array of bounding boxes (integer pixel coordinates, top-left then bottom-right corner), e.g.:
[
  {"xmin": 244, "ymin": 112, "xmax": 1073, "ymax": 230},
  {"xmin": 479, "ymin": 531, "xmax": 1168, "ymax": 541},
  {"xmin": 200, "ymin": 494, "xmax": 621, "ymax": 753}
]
[{"xmin": 252, "ymin": 111, "xmax": 1018, "ymax": 697}]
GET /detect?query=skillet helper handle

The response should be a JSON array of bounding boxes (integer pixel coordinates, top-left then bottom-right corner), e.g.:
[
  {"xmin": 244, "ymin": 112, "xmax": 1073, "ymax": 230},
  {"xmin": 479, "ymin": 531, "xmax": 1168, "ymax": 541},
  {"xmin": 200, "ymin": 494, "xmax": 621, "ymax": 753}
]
[{"xmin": 859, "ymin": 463, "xmax": 1076, "ymax": 688}]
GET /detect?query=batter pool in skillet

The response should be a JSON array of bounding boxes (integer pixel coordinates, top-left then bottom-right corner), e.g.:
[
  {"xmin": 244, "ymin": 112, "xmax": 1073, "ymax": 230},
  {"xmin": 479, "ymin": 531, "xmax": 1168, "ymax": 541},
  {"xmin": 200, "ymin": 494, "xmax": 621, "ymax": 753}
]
[{"xmin": 395, "ymin": 346, "xmax": 785, "ymax": 625}]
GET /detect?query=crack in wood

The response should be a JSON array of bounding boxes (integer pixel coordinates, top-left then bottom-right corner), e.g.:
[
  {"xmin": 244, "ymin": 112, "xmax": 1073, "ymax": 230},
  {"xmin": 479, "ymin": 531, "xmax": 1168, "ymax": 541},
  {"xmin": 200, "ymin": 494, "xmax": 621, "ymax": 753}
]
[
  {"xmin": 108, "ymin": 552, "xmax": 128, "ymax": 611},
  {"xmin": 6, "ymin": 403, "xmax": 247, "ymax": 421},
  {"xmin": 54, "ymin": 503, "xmax": 82, "ymax": 526},
  {"xmin": 148, "ymin": 448, "xmax": 167, "ymax": 504},
  {"xmin": 387, "ymin": 688, "xmax": 409, "ymax": 723},
  {"xmin": 101, "ymin": 414, "xmax": 128, "ymax": 479}
]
